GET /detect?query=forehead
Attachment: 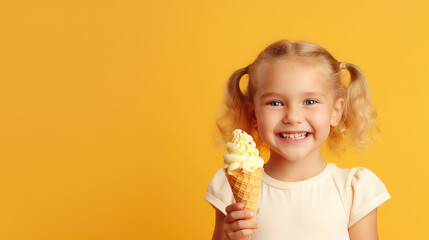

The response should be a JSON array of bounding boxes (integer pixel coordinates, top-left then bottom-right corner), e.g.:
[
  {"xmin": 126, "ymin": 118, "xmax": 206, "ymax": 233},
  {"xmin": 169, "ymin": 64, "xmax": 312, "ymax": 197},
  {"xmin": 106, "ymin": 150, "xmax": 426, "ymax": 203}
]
[{"xmin": 256, "ymin": 56, "xmax": 332, "ymax": 97}]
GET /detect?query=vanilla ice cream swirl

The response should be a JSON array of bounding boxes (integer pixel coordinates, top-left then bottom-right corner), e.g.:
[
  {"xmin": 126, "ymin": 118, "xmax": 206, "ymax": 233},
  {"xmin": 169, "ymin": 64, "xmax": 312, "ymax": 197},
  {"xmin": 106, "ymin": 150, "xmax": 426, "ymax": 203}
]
[{"xmin": 223, "ymin": 129, "xmax": 264, "ymax": 175}]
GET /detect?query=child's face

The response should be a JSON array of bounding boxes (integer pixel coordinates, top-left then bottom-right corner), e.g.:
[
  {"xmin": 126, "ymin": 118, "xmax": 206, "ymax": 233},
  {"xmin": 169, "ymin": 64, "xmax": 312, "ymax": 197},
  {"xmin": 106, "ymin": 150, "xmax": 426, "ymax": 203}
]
[{"xmin": 253, "ymin": 56, "xmax": 344, "ymax": 163}]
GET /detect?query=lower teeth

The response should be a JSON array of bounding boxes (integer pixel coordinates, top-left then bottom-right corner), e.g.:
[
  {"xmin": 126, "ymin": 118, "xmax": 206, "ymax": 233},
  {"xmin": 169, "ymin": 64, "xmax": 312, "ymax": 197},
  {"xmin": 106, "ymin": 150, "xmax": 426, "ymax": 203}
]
[{"xmin": 282, "ymin": 133, "xmax": 307, "ymax": 140}]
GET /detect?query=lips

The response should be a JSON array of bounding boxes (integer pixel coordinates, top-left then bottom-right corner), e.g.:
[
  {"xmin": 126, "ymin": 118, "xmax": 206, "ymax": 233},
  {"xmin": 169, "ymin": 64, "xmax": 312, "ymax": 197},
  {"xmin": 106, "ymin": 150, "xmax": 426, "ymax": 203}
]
[
  {"xmin": 279, "ymin": 132, "xmax": 307, "ymax": 139},
  {"xmin": 277, "ymin": 131, "xmax": 313, "ymax": 142},
  {"xmin": 279, "ymin": 131, "xmax": 309, "ymax": 134}
]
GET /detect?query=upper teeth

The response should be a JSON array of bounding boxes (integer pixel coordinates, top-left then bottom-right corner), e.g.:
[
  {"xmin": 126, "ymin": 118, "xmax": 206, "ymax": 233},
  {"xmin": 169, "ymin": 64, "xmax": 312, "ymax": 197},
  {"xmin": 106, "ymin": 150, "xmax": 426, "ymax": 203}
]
[{"xmin": 280, "ymin": 132, "xmax": 307, "ymax": 139}]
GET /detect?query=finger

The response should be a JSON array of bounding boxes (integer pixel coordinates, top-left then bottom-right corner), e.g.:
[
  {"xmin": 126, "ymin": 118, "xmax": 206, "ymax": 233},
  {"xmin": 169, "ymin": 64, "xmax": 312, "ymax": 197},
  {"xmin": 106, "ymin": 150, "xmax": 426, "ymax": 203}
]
[
  {"xmin": 230, "ymin": 220, "xmax": 259, "ymax": 232},
  {"xmin": 225, "ymin": 203, "xmax": 243, "ymax": 214},
  {"xmin": 225, "ymin": 210, "xmax": 255, "ymax": 223},
  {"xmin": 226, "ymin": 229, "xmax": 255, "ymax": 240}
]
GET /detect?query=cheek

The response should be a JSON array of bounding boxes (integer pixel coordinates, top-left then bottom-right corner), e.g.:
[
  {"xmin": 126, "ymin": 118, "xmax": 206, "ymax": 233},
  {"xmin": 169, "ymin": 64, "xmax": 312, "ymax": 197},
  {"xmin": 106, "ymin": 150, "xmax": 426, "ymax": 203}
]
[
  {"xmin": 309, "ymin": 109, "xmax": 332, "ymax": 132},
  {"xmin": 256, "ymin": 109, "xmax": 278, "ymax": 130}
]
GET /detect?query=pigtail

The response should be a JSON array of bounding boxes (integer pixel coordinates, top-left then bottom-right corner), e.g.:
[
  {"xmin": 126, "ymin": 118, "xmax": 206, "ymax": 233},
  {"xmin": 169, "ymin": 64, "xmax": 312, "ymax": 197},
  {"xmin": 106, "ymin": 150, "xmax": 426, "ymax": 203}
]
[
  {"xmin": 215, "ymin": 65, "xmax": 253, "ymax": 145},
  {"xmin": 339, "ymin": 62, "xmax": 380, "ymax": 151}
]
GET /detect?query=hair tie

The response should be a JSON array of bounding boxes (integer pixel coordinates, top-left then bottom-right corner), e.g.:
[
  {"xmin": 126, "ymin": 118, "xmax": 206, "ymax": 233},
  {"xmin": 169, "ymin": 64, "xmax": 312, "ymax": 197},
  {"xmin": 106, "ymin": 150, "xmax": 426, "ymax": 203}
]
[{"xmin": 339, "ymin": 62, "xmax": 345, "ymax": 70}]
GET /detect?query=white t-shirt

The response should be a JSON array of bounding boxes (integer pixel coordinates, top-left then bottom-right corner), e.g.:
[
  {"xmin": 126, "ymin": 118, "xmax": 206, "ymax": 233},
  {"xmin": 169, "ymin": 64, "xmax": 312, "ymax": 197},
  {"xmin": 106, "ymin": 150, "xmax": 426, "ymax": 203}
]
[{"xmin": 205, "ymin": 163, "xmax": 391, "ymax": 240}]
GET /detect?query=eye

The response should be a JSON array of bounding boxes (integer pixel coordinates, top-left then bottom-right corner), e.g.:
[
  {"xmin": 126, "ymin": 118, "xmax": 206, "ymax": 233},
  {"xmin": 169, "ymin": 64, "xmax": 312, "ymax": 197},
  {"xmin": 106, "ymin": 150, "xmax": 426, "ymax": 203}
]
[
  {"xmin": 267, "ymin": 101, "xmax": 283, "ymax": 106},
  {"xmin": 304, "ymin": 99, "xmax": 318, "ymax": 105}
]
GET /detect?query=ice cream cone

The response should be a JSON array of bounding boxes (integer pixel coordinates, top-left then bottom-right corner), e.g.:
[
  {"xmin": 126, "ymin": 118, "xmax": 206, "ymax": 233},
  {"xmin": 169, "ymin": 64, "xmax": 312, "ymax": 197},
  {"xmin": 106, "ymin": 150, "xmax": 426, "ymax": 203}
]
[{"xmin": 224, "ymin": 167, "xmax": 264, "ymax": 221}]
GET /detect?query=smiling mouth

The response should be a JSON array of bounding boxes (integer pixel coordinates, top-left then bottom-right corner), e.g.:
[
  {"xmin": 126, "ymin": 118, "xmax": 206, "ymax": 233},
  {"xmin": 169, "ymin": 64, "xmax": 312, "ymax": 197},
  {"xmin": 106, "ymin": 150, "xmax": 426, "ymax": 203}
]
[{"xmin": 278, "ymin": 132, "xmax": 310, "ymax": 140}]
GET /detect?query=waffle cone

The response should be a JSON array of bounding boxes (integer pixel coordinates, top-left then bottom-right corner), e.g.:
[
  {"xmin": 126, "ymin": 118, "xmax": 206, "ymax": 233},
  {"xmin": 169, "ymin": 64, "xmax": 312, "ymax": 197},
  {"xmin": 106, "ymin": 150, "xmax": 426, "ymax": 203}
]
[{"xmin": 224, "ymin": 167, "xmax": 264, "ymax": 221}]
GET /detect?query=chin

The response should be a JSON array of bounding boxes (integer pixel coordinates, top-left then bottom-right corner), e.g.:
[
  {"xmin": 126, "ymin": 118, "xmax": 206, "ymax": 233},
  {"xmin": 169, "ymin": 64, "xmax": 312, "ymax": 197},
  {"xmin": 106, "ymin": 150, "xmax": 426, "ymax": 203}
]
[
  {"xmin": 287, "ymin": 156, "xmax": 307, "ymax": 162},
  {"xmin": 278, "ymin": 152, "xmax": 308, "ymax": 162}
]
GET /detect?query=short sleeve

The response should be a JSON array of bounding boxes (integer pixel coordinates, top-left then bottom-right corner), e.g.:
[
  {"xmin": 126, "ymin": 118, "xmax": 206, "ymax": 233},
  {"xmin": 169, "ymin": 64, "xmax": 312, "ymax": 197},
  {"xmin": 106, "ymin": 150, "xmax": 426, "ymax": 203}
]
[
  {"xmin": 346, "ymin": 167, "xmax": 391, "ymax": 228},
  {"xmin": 205, "ymin": 167, "xmax": 235, "ymax": 215}
]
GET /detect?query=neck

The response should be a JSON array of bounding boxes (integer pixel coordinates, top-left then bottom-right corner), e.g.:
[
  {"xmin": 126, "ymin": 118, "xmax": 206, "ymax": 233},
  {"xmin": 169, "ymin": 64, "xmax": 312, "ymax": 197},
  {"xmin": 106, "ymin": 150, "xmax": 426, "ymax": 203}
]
[{"xmin": 264, "ymin": 149, "xmax": 327, "ymax": 182}]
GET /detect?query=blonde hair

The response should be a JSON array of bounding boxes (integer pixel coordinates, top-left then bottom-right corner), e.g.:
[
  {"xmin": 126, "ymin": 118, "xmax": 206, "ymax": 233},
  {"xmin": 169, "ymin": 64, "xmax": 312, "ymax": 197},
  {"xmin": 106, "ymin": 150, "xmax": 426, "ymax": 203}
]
[{"xmin": 216, "ymin": 39, "xmax": 379, "ymax": 154}]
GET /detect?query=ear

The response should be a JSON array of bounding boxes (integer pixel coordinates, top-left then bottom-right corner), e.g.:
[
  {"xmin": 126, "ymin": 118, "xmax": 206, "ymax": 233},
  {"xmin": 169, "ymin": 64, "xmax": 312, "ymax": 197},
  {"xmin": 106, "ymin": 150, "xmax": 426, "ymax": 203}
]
[
  {"xmin": 246, "ymin": 100, "xmax": 258, "ymax": 128},
  {"xmin": 251, "ymin": 116, "xmax": 258, "ymax": 128},
  {"xmin": 330, "ymin": 98, "xmax": 345, "ymax": 127}
]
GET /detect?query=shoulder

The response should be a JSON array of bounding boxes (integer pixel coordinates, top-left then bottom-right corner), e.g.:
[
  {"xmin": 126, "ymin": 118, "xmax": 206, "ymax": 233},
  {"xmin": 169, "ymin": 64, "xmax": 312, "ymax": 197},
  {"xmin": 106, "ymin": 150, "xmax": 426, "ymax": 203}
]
[
  {"xmin": 346, "ymin": 166, "xmax": 388, "ymax": 194},
  {"xmin": 329, "ymin": 163, "xmax": 352, "ymax": 181},
  {"xmin": 344, "ymin": 166, "xmax": 391, "ymax": 228},
  {"xmin": 327, "ymin": 164, "xmax": 386, "ymax": 190},
  {"xmin": 205, "ymin": 166, "xmax": 234, "ymax": 215},
  {"xmin": 325, "ymin": 163, "xmax": 353, "ymax": 191}
]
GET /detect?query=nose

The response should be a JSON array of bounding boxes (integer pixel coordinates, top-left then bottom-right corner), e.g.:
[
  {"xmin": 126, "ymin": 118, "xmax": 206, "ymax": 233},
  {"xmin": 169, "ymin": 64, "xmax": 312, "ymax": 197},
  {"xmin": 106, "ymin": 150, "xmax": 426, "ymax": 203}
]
[{"xmin": 283, "ymin": 105, "xmax": 303, "ymax": 125}]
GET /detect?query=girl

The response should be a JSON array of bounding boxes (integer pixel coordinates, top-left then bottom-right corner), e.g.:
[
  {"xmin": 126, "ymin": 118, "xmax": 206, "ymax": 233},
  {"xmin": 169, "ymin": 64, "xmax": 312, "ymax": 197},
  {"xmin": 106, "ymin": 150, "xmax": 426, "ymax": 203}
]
[{"xmin": 205, "ymin": 40, "xmax": 391, "ymax": 240}]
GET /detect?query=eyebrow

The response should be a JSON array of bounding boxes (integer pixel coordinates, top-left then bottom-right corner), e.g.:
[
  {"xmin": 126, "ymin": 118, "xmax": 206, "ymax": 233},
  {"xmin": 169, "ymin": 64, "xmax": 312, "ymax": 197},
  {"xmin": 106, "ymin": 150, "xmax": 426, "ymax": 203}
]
[{"xmin": 260, "ymin": 91, "xmax": 326, "ymax": 99}]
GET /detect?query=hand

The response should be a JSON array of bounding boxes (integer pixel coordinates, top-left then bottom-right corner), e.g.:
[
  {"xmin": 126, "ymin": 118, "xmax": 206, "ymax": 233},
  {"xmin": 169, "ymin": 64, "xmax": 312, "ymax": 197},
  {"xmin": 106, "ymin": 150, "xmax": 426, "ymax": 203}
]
[{"xmin": 223, "ymin": 203, "xmax": 259, "ymax": 240}]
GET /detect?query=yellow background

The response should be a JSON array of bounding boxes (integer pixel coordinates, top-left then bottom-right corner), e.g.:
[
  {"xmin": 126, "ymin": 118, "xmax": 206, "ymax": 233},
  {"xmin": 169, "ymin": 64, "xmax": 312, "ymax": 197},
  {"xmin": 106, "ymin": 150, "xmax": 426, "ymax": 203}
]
[{"xmin": 0, "ymin": 0, "xmax": 428, "ymax": 239}]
